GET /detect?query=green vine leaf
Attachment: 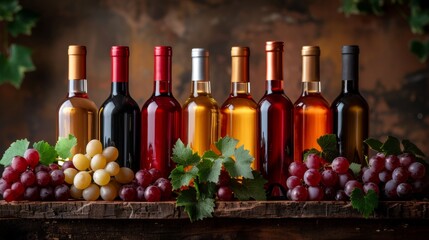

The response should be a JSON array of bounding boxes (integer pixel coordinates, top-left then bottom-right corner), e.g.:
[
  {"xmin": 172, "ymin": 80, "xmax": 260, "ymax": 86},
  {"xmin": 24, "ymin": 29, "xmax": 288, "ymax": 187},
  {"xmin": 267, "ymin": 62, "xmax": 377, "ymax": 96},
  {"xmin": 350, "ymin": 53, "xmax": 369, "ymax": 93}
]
[
  {"xmin": 0, "ymin": 44, "xmax": 36, "ymax": 87},
  {"xmin": 7, "ymin": 9, "xmax": 38, "ymax": 37},
  {"xmin": 0, "ymin": 0, "xmax": 21, "ymax": 21},
  {"xmin": 0, "ymin": 139, "xmax": 29, "ymax": 166}
]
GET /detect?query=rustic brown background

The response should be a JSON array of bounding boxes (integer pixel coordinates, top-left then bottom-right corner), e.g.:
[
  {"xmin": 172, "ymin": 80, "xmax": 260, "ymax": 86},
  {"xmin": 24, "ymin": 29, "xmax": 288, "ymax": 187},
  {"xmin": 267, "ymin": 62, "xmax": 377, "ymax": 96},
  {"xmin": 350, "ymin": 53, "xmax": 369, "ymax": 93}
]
[{"xmin": 0, "ymin": 0, "xmax": 428, "ymax": 156}]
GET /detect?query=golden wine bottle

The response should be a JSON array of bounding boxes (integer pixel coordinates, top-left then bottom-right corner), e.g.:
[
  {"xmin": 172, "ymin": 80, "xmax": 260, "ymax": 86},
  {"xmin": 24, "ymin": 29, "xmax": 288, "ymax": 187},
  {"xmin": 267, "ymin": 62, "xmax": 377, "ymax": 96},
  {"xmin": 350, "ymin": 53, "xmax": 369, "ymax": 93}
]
[
  {"xmin": 220, "ymin": 47, "xmax": 259, "ymax": 170},
  {"xmin": 57, "ymin": 45, "xmax": 98, "ymax": 155},
  {"xmin": 293, "ymin": 46, "xmax": 332, "ymax": 162},
  {"xmin": 182, "ymin": 48, "xmax": 219, "ymax": 155}
]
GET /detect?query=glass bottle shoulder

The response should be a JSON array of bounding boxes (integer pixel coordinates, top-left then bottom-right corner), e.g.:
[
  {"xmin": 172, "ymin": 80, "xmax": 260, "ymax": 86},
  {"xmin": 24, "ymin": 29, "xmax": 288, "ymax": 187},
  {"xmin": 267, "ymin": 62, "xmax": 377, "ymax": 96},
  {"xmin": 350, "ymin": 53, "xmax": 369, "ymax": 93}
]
[
  {"xmin": 100, "ymin": 94, "xmax": 140, "ymax": 114},
  {"xmin": 221, "ymin": 94, "xmax": 258, "ymax": 110},
  {"xmin": 294, "ymin": 92, "xmax": 330, "ymax": 109},
  {"xmin": 259, "ymin": 91, "xmax": 293, "ymax": 109},
  {"xmin": 142, "ymin": 94, "xmax": 181, "ymax": 112},
  {"xmin": 331, "ymin": 92, "xmax": 369, "ymax": 110},
  {"xmin": 183, "ymin": 93, "xmax": 219, "ymax": 109},
  {"xmin": 58, "ymin": 95, "xmax": 97, "ymax": 112}
]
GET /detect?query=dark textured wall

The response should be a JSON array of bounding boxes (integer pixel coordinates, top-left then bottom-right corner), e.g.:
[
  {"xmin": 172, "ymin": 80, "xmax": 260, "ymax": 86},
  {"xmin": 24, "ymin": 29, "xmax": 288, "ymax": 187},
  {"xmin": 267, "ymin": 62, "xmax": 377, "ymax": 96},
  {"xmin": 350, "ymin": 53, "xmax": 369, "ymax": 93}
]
[{"xmin": 0, "ymin": 0, "xmax": 428, "ymax": 156}]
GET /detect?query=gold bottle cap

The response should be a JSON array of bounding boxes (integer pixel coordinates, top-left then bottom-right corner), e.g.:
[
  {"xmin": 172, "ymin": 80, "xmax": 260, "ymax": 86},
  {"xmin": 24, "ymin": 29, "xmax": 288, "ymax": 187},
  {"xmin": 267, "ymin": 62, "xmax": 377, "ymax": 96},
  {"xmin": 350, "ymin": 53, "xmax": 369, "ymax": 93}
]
[
  {"xmin": 231, "ymin": 46, "xmax": 250, "ymax": 83},
  {"xmin": 265, "ymin": 41, "xmax": 284, "ymax": 52},
  {"xmin": 68, "ymin": 45, "xmax": 86, "ymax": 80},
  {"xmin": 301, "ymin": 46, "xmax": 320, "ymax": 82},
  {"xmin": 266, "ymin": 41, "xmax": 284, "ymax": 81}
]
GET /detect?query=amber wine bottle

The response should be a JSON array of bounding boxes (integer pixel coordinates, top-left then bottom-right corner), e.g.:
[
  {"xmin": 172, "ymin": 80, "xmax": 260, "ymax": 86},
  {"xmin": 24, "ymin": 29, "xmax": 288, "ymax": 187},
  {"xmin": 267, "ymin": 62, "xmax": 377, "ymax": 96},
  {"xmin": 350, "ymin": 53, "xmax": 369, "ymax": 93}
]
[
  {"xmin": 293, "ymin": 46, "xmax": 332, "ymax": 162},
  {"xmin": 258, "ymin": 41, "xmax": 293, "ymax": 197},
  {"xmin": 57, "ymin": 45, "xmax": 98, "ymax": 155},
  {"xmin": 220, "ymin": 47, "xmax": 259, "ymax": 170},
  {"xmin": 331, "ymin": 45, "xmax": 369, "ymax": 165},
  {"xmin": 182, "ymin": 48, "xmax": 219, "ymax": 155}
]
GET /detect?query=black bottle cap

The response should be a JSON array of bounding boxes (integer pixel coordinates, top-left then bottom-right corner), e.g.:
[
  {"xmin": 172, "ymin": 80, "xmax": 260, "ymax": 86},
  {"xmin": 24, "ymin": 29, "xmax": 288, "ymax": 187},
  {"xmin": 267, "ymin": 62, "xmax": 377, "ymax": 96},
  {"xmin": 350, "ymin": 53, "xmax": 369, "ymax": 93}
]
[{"xmin": 342, "ymin": 45, "xmax": 359, "ymax": 81}]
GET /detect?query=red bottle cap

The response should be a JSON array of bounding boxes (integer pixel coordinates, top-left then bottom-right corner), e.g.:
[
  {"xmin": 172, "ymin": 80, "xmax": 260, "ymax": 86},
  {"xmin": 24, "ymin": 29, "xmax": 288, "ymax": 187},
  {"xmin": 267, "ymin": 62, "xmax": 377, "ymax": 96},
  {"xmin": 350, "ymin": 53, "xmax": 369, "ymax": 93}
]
[
  {"xmin": 154, "ymin": 46, "xmax": 172, "ymax": 81},
  {"xmin": 111, "ymin": 46, "xmax": 129, "ymax": 83}
]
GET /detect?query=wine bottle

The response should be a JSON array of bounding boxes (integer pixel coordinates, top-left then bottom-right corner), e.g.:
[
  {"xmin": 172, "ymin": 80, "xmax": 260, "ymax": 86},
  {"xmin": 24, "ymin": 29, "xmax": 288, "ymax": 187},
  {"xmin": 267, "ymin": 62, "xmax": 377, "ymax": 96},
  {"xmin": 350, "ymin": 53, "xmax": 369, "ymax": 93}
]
[
  {"xmin": 293, "ymin": 46, "xmax": 332, "ymax": 162},
  {"xmin": 331, "ymin": 45, "xmax": 369, "ymax": 165},
  {"xmin": 57, "ymin": 45, "xmax": 98, "ymax": 155},
  {"xmin": 258, "ymin": 41, "xmax": 293, "ymax": 197},
  {"xmin": 99, "ymin": 46, "xmax": 141, "ymax": 171},
  {"xmin": 141, "ymin": 46, "xmax": 181, "ymax": 178},
  {"xmin": 220, "ymin": 47, "xmax": 259, "ymax": 170},
  {"xmin": 182, "ymin": 48, "xmax": 219, "ymax": 155}
]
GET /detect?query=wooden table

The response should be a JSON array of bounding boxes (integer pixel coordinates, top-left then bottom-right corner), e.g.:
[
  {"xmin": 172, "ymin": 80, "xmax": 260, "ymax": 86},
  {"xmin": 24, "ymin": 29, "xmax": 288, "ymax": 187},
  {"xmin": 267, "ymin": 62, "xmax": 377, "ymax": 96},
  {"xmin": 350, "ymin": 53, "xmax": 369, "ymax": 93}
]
[{"xmin": 0, "ymin": 201, "xmax": 428, "ymax": 239}]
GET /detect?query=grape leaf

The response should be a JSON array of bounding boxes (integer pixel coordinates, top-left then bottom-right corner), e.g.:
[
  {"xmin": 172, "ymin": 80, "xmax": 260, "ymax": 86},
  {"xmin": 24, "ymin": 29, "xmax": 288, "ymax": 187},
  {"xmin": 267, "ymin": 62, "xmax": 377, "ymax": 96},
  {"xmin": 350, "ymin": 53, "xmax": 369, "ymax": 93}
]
[
  {"xmin": 351, "ymin": 189, "xmax": 378, "ymax": 218},
  {"xmin": 197, "ymin": 158, "xmax": 222, "ymax": 183},
  {"xmin": 0, "ymin": 44, "xmax": 36, "ymax": 88},
  {"xmin": 381, "ymin": 136, "xmax": 402, "ymax": 155},
  {"xmin": 33, "ymin": 141, "xmax": 57, "ymax": 165},
  {"xmin": 0, "ymin": 139, "xmax": 29, "ymax": 166},
  {"xmin": 172, "ymin": 139, "xmax": 200, "ymax": 166},
  {"xmin": 214, "ymin": 136, "xmax": 238, "ymax": 158},
  {"xmin": 202, "ymin": 150, "xmax": 219, "ymax": 160},
  {"xmin": 7, "ymin": 9, "xmax": 38, "ymax": 37},
  {"xmin": 230, "ymin": 171, "xmax": 267, "ymax": 200},
  {"xmin": 364, "ymin": 138, "xmax": 383, "ymax": 152},
  {"xmin": 0, "ymin": 0, "xmax": 21, "ymax": 21},
  {"xmin": 410, "ymin": 39, "xmax": 429, "ymax": 62},
  {"xmin": 176, "ymin": 188, "xmax": 215, "ymax": 222},
  {"xmin": 223, "ymin": 146, "xmax": 254, "ymax": 179},
  {"xmin": 349, "ymin": 162, "xmax": 362, "ymax": 177},
  {"xmin": 55, "ymin": 134, "xmax": 77, "ymax": 160},
  {"xmin": 402, "ymin": 139, "xmax": 426, "ymax": 158},
  {"xmin": 199, "ymin": 182, "xmax": 217, "ymax": 199},
  {"xmin": 169, "ymin": 165, "xmax": 198, "ymax": 190},
  {"xmin": 317, "ymin": 134, "xmax": 339, "ymax": 162}
]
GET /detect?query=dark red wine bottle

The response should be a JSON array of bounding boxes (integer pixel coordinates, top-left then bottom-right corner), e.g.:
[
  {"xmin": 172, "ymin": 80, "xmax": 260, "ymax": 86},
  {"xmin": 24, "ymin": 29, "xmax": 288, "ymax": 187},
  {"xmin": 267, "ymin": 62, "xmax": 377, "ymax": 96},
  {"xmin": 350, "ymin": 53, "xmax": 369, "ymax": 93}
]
[
  {"xmin": 99, "ymin": 46, "xmax": 141, "ymax": 171},
  {"xmin": 141, "ymin": 46, "xmax": 181, "ymax": 178},
  {"xmin": 258, "ymin": 41, "xmax": 293, "ymax": 198}
]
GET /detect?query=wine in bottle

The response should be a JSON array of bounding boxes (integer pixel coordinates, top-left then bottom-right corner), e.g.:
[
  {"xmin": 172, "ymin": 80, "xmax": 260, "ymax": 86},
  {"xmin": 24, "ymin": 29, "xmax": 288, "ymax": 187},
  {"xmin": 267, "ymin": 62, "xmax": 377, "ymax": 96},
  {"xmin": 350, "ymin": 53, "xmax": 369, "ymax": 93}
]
[
  {"xmin": 57, "ymin": 45, "xmax": 98, "ymax": 155},
  {"xmin": 331, "ymin": 45, "xmax": 369, "ymax": 165},
  {"xmin": 99, "ymin": 46, "xmax": 141, "ymax": 171},
  {"xmin": 220, "ymin": 47, "xmax": 259, "ymax": 170},
  {"xmin": 258, "ymin": 41, "xmax": 293, "ymax": 197},
  {"xmin": 141, "ymin": 46, "xmax": 181, "ymax": 177},
  {"xmin": 182, "ymin": 48, "xmax": 219, "ymax": 155},
  {"xmin": 293, "ymin": 46, "xmax": 332, "ymax": 162}
]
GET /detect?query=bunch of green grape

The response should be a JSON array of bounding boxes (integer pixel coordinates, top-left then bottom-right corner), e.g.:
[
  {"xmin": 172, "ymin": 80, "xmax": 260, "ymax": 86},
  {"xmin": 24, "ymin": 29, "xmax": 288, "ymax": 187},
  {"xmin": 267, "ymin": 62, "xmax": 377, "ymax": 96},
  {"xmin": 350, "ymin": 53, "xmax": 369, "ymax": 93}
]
[{"xmin": 63, "ymin": 140, "xmax": 134, "ymax": 201}]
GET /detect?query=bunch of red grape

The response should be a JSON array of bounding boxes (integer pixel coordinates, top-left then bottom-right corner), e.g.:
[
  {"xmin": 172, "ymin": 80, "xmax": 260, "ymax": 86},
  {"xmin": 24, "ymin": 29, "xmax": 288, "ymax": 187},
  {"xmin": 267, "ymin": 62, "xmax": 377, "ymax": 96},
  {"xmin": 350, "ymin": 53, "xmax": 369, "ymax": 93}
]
[
  {"xmin": 0, "ymin": 149, "xmax": 70, "ymax": 202},
  {"xmin": 364, "ymin": 153, "xmax": 427, "ymax": 199},
  {"xmin": 119, "ymin": 168, "xmax": 173, "ymax": 202},
  {"xmin": 286, "ymin": 154, "xmax": 357, "ymax": 201}
]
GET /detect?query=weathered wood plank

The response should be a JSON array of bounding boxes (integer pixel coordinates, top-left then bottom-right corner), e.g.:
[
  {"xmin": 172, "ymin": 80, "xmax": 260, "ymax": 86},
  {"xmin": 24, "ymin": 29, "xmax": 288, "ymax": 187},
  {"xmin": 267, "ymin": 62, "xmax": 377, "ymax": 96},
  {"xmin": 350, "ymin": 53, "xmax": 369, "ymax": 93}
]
[{"xmin": 0, "ymin": 200, "xmax": 428, "ymax": 220}]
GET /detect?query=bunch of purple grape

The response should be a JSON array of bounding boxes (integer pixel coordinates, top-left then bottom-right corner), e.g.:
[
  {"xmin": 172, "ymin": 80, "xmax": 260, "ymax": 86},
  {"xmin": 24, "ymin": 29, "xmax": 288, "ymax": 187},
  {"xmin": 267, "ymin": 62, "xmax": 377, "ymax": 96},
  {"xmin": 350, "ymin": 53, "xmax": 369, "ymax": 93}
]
[
  {"xmin": 119, "ymin": 168, "xmax": 173, "ymax": 202},
  {"xmin": 0, "ymin": 149, "xmax": 70, "ymax": 202},
  {"xmin": 364, "ymin": 153, "xmax": 427, "ymax": 199}
]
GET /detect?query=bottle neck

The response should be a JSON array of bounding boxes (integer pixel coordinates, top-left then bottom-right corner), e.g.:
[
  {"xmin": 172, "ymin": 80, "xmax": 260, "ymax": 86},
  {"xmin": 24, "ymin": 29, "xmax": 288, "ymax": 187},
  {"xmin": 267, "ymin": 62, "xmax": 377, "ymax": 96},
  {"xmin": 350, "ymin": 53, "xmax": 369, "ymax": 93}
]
[
  {"xmin": 231, "ymin": 82, "xmax": 251, "ymax": 96},
  {"xmin": 342, "ymin": 80, "xmax": 359, "ymax": 93},
  {"xmin": 302, "ymin": 81, "xmax": 321, "ymax": 95},
  {"xmin": 154, "ymin": 80, "xmax": 172, "ymax": 96},
  {"xmin": 111, "ymin": 82, "xmax": 129, "ymax": 95},
  {"xmin": 154, "ymin": 53, "xmax": 172, "ymax": 96},
  {"xmin": 191, "ymin": 81, "xmax": 211, "ymax": 97},
  {"xmin": 68, "ymin": 79, "xmax": 88, "ymax": 98}
]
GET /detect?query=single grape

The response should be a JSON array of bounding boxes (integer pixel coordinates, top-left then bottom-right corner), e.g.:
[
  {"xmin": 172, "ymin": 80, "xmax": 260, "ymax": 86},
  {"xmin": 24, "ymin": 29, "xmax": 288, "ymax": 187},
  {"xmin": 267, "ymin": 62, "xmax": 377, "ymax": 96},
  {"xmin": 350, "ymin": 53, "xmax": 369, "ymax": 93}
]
[
  {"xmin": 86, "ymin": 139, "xmax": 103, "ymax": 157},
  {"xmin": 396, "ymin": 182, "xmax": 412, "ymax": 198},
  {"xmin": 398, "ymin": 153, "xmax": 415, "ymax": 168},
  {"xmin": 102, "ymin": 146, "xmax": 119, "ymax": 162},
  {"xmin": 308, "ymin": 186, "xmax": 324, "ymax": 201},
  {"xmin": 93, "ymin": 169, "xmax": 110, "ymax": 186},
  {"xmin": 24, "ymin": 149, "xmax": 40, "ymax": 168},
  {"xmin": 378, "ymin": 170, "xmax": 392, "ymax": 183},
  {"xmin": 362, "ymin": 169, "xmax": 380, "ymax": 184},
  {"xmin": 24, "ymin": 186, "xmax": 39, "ymax": 200},
  {"xmin": 369, "ymin": 155, "xmax": 385, "ymax": 173},
  {"xmin": 2, "ymin": 166, "xmax": 19, "ymax": 184},
  {"xmin": 408, "ymin": 162, "xmax": 426, "ymax": 180},
  {"xmin": 286, "ymin": 189, "xmax": 292, "ymax": 200},
  {"xmin": 217, "ymin": 170, "xmax": 230, "ymax": 187},
  {"xmin": 36, "ymin": 171, "xmax": 51, "ymax": 187},
  {"xmin": 384, "ymin": 180, "xmax": 399, "ymax": 199},
  {"xmin": 35, "ymin": 164, "xmax": 50, "ymax": 173},
  {"xmin": 154, "ymin": 178, "xmax": 172, "ymax": 200},
  {"xmin": 136, "ymin": 186, "xmax": 146, "ymax": 201},
  {"xmin": 72, "ymin": 154, "xmax": 90, "ymax": 171},
  {"xmin": 148, "ymin": 168, "xmax": 162, "ymax": 182},
  {"xmin": 290, "ymin": 185, "xmax": 308, "ymax": 201},
  {"xmin": 288, "ymin": 162, "xmax": 307, "ymax": 179},
  {"xmin": 217, "ymin": 186, "xmax": 234, "ymax": 201},
  {"xmin": 304, "ymin": 169, "xmax": 322, "ymax": 187},
  {"xmin": 335, "ymin": 190, "xmax": 349, "ymax": 201},
  {"xmin": 392, "ymin": 167, "xmax": 409, "ymax": 183},
  {"xmin": 11, "ymin": 156, "xmax": 28, "ymax": 173},
  {"xmin": 73, "ymin": 171, "xmax": 92, "ymax": 190},
  {"xmin": 61, "ymin": 160, "xmax": 75, "ymax": 170},
  {"xmin": 385, "ymin": 155, "xmax": 400, "ymax": 171},
  {"xmin": 321, "ymin": 169, "xmax": 338, "ymax": 187},
  {"xmin": 0, "ymin": 178, "xmax": 11, "ymax": 194},
  {"xmin": 144, "ymin": 185, "xmax": 161, "ymax": 202},
  {"xmin": 82, "ymin": 183, "xmax": 100, "ymax": 201},
  {"xmin": 3, "ymin": 189, "xmax": 16, "ymax": 202},
  {"xmin": 305, "ymin": 154, "xmax": 322, "ymax": 169},
  {"xmin": 11, "ymin": 182, "xmax": 25, "ymax": 198},
  {"xmin": 105, "ymin": 162, "xmax": 120, "ymax": 176},
  {"xmin": 100, "ymin": 183, "xmax": 118, "ymax": 201},
  {"xmin": 115, "ymin": 167, "xmax": 134, "ymax": 184},
  {"xmin": 70, "ymin": 185, "xmax": 83, "ymax": 199},
  {"xmin": 286, "ymin": 176, "xmax": 301, "ymax": 190},
  {"xmin": 54, "ymin": 184, "xmax": 70, "ymax": 201},
  {"xmin": 39, "ymin": 186, "xmax": 54, "ymax": 201},
  {"xmin": 20, "ymin": 170, "xmax": 36, "ymax": 187},
  {"xmin": 50, "ymin": 169, "xmax": 65, "ymax": 186},
  {"xmin": 324, "ymin": 187, "xmax": 336, "ymax": 200},
  {"xmin": 49, "ymin": 163, "xmax": 60, "ymax": 171},
  {"xmin": 337, "ymin": 172, "xmax": 354, "ymax": 188},
  {"xmin": 90, "ymin": 154, "xmax": 107, "ymax": 171},
  {"xmin": 135, "ymin": 169, "xmax": 153, "ymax": 188},
  {"xmin": 332, "ymin": 157, "xmax": 350, "ymax": 174},
  {"xmin": 64, "ymin": 168, "xmax": 78, "ymax": 185},
  {"xmin": 119, "ymin": 185, "xmax": 137, "ymax": 201},
  {"xmin": 344, "ymin": 180, "xmax": 363, "ymax": 197},
  {"xmin": 363, "ymin": 182, "xmax": 380, "ymax": 195}
]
